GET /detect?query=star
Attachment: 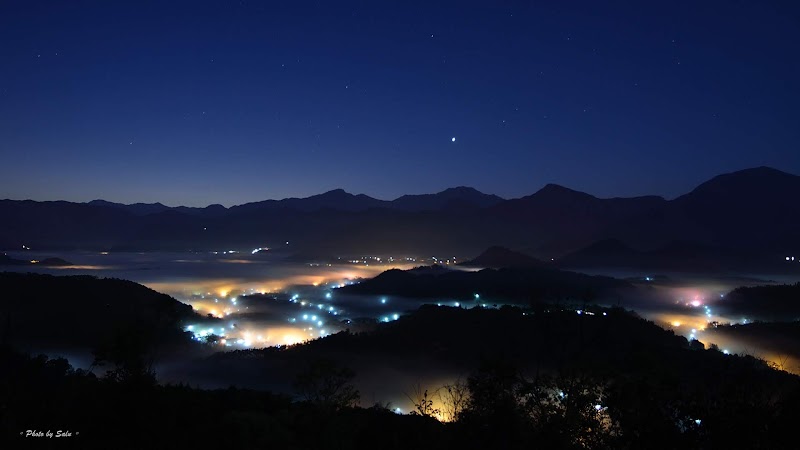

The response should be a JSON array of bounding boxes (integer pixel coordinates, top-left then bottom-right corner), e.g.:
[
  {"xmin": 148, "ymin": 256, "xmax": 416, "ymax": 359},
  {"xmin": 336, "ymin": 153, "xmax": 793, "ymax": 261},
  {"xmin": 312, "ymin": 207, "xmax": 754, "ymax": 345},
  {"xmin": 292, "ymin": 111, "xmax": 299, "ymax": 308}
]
[{"xmin": 451, "ymin": 137, "xmax": 456, "ymax": 142}]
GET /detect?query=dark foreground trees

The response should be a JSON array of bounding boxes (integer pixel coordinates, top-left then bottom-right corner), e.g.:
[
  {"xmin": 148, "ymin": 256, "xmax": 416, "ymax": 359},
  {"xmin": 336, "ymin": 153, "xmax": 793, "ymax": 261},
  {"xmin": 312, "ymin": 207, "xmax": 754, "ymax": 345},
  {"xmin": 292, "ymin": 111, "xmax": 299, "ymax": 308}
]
[
  {"xmin": 0, "ymin": 346, "xmax": 448, "ymax": 450},
  {"xmin": 293, "ymin": 358, "xmax": 360, "ymax": 410},
  {"xmin": 3, "ymin": 344, "xmax": 800, "ymax": 449}
]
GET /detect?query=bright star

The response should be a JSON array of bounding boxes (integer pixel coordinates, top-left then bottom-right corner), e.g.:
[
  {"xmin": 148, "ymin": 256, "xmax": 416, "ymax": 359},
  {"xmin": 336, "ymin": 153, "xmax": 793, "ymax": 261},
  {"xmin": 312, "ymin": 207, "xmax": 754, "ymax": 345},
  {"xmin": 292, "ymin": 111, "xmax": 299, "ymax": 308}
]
[{"xmin": 451, "ymin": 137, "xmax": 456, "ymax": 142}]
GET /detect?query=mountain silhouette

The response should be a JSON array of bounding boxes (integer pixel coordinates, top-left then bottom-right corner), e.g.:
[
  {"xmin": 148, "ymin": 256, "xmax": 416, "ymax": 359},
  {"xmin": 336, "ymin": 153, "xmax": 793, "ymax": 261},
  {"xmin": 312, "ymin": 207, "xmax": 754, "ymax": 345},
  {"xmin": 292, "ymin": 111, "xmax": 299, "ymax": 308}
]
[
  {"xmin": 556, "ymin": 239, "xmax": 643, "ymax": 268},
  {"xmin": 337, "ymin": 264, "xmax": 630, "ymax": 300},
  {"xmin": 489, "ymin": 184, "xmax": 667, "ymax": 254},
  {"xmin": 459, "ymin": 246, "xmax": 545, "ymax": 269},
  {"xmin": 558, "ymin": 238, "xmax": 783, "ymax": 272},
  {"xmin": 391, "ymin": 186, "xmax": 504, "ymax": 211},
  {"xmin": 229, "ymin": 189, "xmax": 388, "ymax": 214},
  {"xmin": 1, "ymin": 167, "xmax": 798, "ymax": 270},
  {"xmin": 672, "ymin": 167, "xmax": 800, "ymax": 249},
  {"xmin": 88, "ymin": 199, "xmax": 174, "ymax": 216}
]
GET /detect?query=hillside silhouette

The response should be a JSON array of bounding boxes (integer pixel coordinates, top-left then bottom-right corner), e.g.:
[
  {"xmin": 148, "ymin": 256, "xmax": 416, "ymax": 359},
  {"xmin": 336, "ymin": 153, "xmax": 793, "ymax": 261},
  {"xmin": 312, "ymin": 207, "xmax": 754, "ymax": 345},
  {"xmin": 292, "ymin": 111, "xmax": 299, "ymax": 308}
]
[
  {"xmin": 0, "ymin": 273, "xmax": 201, "ymax": 350},
  {"xmin": 556, "ymin": 239, "xmax": 779, "ymax": 272},
  {"xmin": 336, "ymin": 265, "xmax": 630, "ymax": 301},
  {"xmin": 720, "ymin": 282, "xmax": 800, "ymax": 319},
  {"xmin": 459, "ymin": 246, "xmax": 546, "ymax": 269}
]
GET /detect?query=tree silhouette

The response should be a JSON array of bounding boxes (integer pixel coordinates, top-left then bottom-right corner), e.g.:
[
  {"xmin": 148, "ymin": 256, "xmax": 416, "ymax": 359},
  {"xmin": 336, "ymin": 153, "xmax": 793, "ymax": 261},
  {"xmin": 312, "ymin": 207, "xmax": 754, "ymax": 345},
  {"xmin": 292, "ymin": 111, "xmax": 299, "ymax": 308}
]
[
  {"xmin": 406, "ymin": 382, "xmax": 440, "ymax": 419},
  {"xmin": 90, "ymin": 324, "xmax": 156, "ymax": 387},
  {"xmin": 293, "ymin": 359, "xmax": 360, "ymax": 410},
  {"xmin": 437, "ymin": 378, "xmax": 470, "ymax": 422}
]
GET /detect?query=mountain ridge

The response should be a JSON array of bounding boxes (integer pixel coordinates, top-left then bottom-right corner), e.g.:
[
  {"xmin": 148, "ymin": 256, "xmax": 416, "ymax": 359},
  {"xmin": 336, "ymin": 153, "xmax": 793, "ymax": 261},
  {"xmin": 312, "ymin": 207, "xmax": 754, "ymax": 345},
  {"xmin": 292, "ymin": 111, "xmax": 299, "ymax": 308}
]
[{"xmin": 2, "ymin": 167, "xmax": 799, "ymax": 262}]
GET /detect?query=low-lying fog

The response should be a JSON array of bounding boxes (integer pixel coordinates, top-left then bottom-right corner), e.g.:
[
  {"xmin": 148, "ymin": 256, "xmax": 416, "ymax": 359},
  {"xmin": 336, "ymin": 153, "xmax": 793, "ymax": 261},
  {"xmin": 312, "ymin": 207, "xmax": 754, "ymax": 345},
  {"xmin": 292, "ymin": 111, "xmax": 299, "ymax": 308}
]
[{"xmin": 5, "ymin": 250, "xmax": 800, "ymax": 412}]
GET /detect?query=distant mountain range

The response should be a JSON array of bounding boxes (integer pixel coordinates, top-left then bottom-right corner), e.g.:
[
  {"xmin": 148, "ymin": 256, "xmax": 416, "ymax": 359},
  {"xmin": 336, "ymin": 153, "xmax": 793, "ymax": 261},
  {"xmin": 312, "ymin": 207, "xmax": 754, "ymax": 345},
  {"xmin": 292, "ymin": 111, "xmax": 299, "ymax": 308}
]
[
  {"xmin": 86, "ymin": 186, "xmax": 503, "ymax": 216},
  {"xmin": 2, "ymin": 167, "xmax": 799, "ymax": 271}
]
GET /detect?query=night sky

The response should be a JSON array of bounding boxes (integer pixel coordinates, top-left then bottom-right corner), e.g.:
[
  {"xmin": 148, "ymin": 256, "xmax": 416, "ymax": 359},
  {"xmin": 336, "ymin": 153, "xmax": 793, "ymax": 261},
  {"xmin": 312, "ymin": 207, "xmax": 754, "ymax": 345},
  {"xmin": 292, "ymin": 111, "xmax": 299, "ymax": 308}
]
[{"xmin": 1, "ymin": 1, "xmax": 798, "ymax": 207}]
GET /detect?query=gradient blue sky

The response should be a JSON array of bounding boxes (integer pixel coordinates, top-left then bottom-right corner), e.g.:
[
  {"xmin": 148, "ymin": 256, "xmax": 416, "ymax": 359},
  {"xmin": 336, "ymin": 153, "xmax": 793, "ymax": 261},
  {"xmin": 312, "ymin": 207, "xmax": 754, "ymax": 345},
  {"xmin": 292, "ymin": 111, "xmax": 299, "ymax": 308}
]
[{"xmin": 1, "ymin": 1, "xmax": 798, "ymax": 206}]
